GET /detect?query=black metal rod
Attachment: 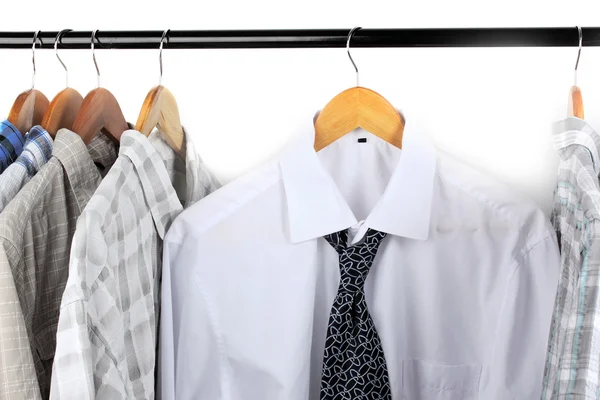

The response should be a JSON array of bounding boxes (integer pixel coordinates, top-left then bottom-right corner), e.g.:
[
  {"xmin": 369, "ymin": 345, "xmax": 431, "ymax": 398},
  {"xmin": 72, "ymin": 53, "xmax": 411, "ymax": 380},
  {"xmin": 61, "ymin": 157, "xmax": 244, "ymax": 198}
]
[{"xmin": 0, "ymin": 28, "xmax": 599, "ymax": 49}]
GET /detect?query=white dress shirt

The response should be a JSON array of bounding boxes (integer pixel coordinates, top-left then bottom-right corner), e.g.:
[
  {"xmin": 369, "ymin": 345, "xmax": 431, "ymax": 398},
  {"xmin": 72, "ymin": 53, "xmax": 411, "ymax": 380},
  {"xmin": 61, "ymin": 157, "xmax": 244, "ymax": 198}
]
[{"xmin": 159, "ymin": 121, "xmax": 560, "ymax": 400}]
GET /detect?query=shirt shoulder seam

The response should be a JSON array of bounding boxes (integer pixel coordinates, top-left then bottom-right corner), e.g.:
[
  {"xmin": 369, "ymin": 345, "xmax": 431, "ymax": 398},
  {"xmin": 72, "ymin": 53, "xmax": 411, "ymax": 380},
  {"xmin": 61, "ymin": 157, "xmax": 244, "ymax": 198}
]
[
  {"xmin": 435, "ymin": 170, "xmax": 536, "ymax": 231},
  {"xmin": 0, "ymin": 235, "xmax": 22, "ymax": 266},
  {"xmin": 510, "ymin": 231, "xmax": 557, "ymax": 277}
]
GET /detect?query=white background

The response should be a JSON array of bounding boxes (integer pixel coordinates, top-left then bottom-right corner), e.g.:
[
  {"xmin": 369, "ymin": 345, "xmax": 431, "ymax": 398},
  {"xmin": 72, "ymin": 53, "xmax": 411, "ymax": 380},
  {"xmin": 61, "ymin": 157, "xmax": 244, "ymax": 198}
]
[{"xmin": 2, "ymin": 0, "xmax": 600, "ymax": 215}]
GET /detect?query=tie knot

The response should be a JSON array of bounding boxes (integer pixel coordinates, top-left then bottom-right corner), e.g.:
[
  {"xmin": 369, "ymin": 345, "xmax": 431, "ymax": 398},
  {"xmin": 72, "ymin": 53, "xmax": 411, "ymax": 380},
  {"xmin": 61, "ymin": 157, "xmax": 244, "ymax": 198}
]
[
  {"xmin": 325, "ymin": 228, "xmax": 387, "ymax": 255},
  {"xmin": 324, "ymin": 228, "xmax": 387, "ymax": 290}
]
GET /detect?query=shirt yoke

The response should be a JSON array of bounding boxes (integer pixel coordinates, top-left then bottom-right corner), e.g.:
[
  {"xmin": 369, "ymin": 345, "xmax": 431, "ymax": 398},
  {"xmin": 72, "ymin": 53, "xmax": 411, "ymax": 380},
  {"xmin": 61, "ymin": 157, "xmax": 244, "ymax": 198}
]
[
  {"xmin": 434, "ymin": 151, "xmax": 555, "ymax": 256},
  {"xmin": 165, "ymin": 158, "xmax": 282, "ymax": 245}
]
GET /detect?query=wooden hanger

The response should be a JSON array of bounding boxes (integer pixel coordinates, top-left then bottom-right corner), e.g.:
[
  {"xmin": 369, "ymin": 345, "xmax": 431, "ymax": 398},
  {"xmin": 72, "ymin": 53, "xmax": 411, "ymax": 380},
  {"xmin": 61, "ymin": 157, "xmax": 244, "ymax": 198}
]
[
  {"xmin": 73, "ymin": 88, "xmax": 128, "ymax": 145},
  {"xmin": 8, "ymin": 90, "xmax": 49, "ymax": 135},
  {"xmin": 43, "ymin": 88, "xmax": 83, "ymax": 137},
  {"xmin": 314, "ymin": 27, "xmax": 404, "ymax": 152},
  {"xmin": 314, "ymin": 87, "xmax": 404, "ymax": 151},
  {"xmin": 135, "ymin": 30, "xmax": 184, "ymax": 153},
  {"xmin": 568, "ymin": 27, "xmax": 584, "ymax": 119},
  {"xmin": 72, "ymin": 30, "xmax": 128, "ymax": 144},
  {"xmin": 568, "ymin": 86, "xmax": 584, "ymax": 119},
  {"xmin": 8, "ymin": 31, "xmax": 49, "ymax": 135},
  {"xmin": 42, "ymin": 30, "xmax": 83, "ymax": 137},
  {"xmin": 135, "ymin": 85, "xmax": 184, "ymax": 152}
]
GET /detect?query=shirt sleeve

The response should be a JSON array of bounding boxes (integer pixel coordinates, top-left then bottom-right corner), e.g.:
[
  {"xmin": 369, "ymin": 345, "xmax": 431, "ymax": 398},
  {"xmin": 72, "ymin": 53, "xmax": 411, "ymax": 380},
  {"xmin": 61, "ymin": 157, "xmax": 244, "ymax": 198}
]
[
  {"xmin": 0, "ymin": 243, "xmax": 41, "ymax": 400},
  {"xmin": 480, "ymin": 234, "xmax": 560, "ymax": 398},
  {"xmin": 158, "ymin": 239, "xmax": 222, "ymax": 400},
  {"xmin": 50, "ymin": 300, "xmax": 94, "ymax": 400}
]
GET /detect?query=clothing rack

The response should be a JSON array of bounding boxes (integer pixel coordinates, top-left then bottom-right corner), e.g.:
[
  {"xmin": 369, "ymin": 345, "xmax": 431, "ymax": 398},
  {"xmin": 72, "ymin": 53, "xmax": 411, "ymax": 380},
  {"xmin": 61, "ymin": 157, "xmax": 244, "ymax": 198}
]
[{"xmin": 1, "ymin": 28, "xmax": 600, "ymax": 49}]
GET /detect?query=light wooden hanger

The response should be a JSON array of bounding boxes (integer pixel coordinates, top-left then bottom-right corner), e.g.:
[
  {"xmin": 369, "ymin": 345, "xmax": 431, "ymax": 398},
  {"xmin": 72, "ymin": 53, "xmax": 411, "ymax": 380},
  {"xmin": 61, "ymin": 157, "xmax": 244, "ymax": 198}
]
[
  {"xmin": 568, "ymin": 26, "xmax": 584, "ymax": 119},
  {"xmin": 8, "ymin": 31, "xmax": 49, "ymax": 135},
  {"xmin": 314, "ymin": 27, "xmax": 404, "ymax": 151},
  {"xmin": 135, "ymin": 29, "xmax": 184, "ymax": 153},
  {"xmin": 42, "ymin": 30, "xmax": 84, "ymax": 137},
  {"xmin": 72, "ymin": 30, "xmax": 128, "ymax": 145}
]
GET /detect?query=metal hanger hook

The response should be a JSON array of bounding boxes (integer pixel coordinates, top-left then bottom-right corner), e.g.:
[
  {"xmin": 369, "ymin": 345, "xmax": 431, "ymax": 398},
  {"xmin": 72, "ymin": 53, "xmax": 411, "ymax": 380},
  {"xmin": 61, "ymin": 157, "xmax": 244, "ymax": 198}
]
[
  {"xmin": 159, "ymin": 29, "xmax": 170, "ymax": 86},
  {"xmin": 91, "ymin": 30, "xmax": 101, "ymax": 88},
  {"xmin": 346, "ymin": 27, "xmax": 361, "ymax": 87},
  {"xmin": 574, "ymin": 26, "xmax": 582, "ymax": 86},
  {"xmin": 55, "ymin": 29, "xmax": 72, "ymax": 88},
  {"xmin": 31, "ymin": 30, "xmax": 41, "ymax": 90}
]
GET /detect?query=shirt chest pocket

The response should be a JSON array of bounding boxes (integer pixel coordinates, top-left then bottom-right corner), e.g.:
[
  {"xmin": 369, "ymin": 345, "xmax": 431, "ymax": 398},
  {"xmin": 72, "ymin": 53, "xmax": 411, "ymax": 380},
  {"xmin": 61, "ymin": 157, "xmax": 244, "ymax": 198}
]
[{"xmin": 402, "ymin": 359, "xmax": 481, "ymax": 400}]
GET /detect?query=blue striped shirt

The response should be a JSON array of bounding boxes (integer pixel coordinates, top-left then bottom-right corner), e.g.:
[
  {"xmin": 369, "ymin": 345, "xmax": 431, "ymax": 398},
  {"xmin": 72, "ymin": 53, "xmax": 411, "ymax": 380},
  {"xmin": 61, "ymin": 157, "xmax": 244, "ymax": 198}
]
[
  {"xmin": 0, "ymin": 125, "xmax": 53, "ymax": 213},
  {"xmin": 17, "ymin": 126, "xmax": 54, "ymax": 177},
  {"xmin": 0, "ymin": 120, "xmax": 24, "ymax": 173}
]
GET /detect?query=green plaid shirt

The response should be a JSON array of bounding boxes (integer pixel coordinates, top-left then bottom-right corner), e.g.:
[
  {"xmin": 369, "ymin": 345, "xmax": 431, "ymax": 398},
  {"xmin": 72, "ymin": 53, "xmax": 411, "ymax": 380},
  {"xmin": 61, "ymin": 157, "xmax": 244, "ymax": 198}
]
[{"xmin": 543, "ymin": 117, "xmax": 600, "ymax": 399}]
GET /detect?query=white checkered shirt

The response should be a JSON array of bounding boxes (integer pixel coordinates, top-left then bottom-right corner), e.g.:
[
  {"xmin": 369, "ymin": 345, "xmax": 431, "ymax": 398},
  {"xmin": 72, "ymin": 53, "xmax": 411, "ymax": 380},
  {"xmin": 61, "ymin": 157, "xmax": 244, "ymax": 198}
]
[
  {"xmin": 50, "ymin": 128, "xmax": 219, "ymax": 400},
  {"xmin": 0, "ymin": 129, "xmax": 118, "ymax": 400},
  {"xmin": 542, "ymin": 117, "xmax": 600, "ymax": 399},
  {"xmin": 0, "ymin": 125, "xmax": 53, "ymax": 213}
]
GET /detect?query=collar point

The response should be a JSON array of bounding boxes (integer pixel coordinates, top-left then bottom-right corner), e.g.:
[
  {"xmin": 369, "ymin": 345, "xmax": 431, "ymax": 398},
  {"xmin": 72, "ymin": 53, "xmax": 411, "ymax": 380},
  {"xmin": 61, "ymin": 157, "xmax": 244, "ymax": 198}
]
[{"xmin": 411, "ymin": 230, "xmax": 430, "ymax": 241}]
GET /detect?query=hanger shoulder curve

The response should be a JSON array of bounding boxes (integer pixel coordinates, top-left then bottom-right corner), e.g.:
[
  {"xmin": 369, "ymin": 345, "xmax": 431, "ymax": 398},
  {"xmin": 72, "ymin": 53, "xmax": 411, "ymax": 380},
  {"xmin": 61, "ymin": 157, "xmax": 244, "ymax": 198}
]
[
  {"xmin": 135, "ymin": 85, "xmax": 184, "ymax": 153},
  {"xmin": 8, "ymin": 89, "xmax": 50, "ymax": 135},
  {"xmin": 568, "ymin": 85, "xmax": 584, "ymax": 119},
  {"xmin": 41, "ymin": 88, "xmax": 84, "ymax": 137},
  {"xmin": 72, "ymin": 87, "xmax": 128, "ymax": 145},
  {"xmin": 314, "ymin": 86, "xmax": 404, "ymax": 151},
  {"xmin": 135, "ymin": 85, "xmax": 163, "ymax": 135},
  {"xmin": 353, "ymin": 87, "xmax": 404, "ymax": 145},
  {"xmin": 314, "ymin": 87, "xmax": 360, "ymax": 145}
]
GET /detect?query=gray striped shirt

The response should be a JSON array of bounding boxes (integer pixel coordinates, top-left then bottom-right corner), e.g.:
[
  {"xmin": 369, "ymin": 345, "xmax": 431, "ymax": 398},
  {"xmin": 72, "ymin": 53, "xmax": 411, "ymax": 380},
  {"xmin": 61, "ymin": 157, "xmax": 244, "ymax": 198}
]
[{"xmin": 0, "ymin": 129, "xmax": 118, "ymax": 400}]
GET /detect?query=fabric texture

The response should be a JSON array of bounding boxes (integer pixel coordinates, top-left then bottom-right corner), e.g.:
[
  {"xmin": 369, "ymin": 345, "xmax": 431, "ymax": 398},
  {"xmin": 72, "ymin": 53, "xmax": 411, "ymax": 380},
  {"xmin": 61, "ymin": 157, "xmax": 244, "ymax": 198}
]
[
  {"xmin": 0, "ymin": 120, "xmax": 24, "ymax": 173},
  {"xmin": 542, "ymin": 117, "xmax": 600, "ymax": 399},
  {"xmin": 0, "ymin": 129, "xmax": 118, "ymax": 400},
  {"xmin": 321, "ymin": 228, "xmax": 391, "ymax": 400},
  {"xmin": 159, "ymin": 120, "xmax": 560, "ymax": 400},
  {"xmin": 50, "ymin": 128, "xmax": 219, "ymax": 400},
  {"xmin": 0, "ymin": 125, "xmax": 53, "ymax": 213}
]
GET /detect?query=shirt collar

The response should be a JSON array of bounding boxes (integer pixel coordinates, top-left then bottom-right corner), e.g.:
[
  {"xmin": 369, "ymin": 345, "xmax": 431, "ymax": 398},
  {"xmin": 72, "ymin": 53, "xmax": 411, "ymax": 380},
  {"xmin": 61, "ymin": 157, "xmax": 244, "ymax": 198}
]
[
  {"xmin": 180, "ymin": 127, "xmax": 220, "ymax": 207},
  {"xmin": 16, "ymin": 125, "xmax": 53, "ymax": 174},
  {"xmin": 86, "ymin": 130, "xmax": 120, "ymax": 175},
  {"xmin": 53, "ymin": 129, "xmax": 119, "ymax": 195},
  {"xmin": 0, "ymin": 119, "xmax": 24, "ymax": 172},
  {"xmin": 553, "ymin": 117, "xmax": 600, "ymax": 175},
  {"xmin": 119, "ymin": 129, "xmax": 188, "ymax": 239},
  {"xmin": 280, "ymin": 121, "xmax": 437, "ymax": 244}
]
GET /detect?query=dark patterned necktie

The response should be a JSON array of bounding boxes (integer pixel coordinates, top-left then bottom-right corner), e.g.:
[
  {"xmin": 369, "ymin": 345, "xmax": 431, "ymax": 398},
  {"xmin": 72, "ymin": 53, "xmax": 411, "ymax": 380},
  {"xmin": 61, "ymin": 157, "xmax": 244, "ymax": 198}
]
[{"xmin": 320, "ymin": 228, "xmax": 392, "ymax": 400}]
